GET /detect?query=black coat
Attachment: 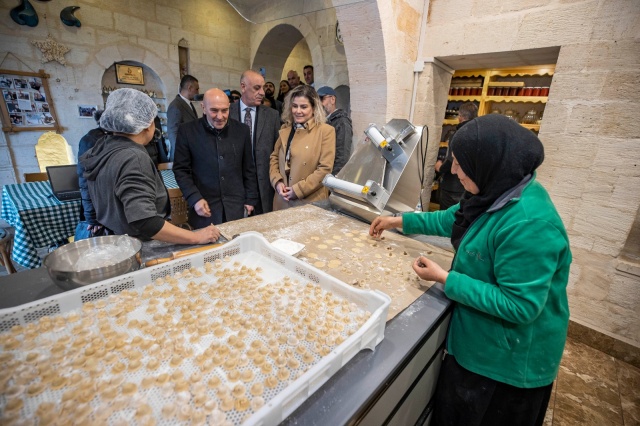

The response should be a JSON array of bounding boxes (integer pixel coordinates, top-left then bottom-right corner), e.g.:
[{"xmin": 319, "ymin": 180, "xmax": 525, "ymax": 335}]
[
  {"xmin": 173, "ymin": 117, "xmax": 259, "ymax": 228},
  {"xmin": 229, "ymin": 102, "xmax": 280, "ymax": 213},
  {"xmin": 167, "ymin": 94, "xmax": 198, "ymax": 161}
]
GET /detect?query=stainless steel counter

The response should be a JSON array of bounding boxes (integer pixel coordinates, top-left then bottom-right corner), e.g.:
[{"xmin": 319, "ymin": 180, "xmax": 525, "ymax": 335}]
[{"xmin": 0, "ymin": 205, "xmax": 453, "ymax": 425}]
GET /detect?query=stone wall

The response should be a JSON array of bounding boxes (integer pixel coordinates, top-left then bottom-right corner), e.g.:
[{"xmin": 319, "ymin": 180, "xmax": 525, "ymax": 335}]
[
  {"xmin": 0, "ymin": 0, "xmax": 250, "ymax": 185},
  {"xmin": 417, "ymin": 0, "xmax": 640, "ymax": 347}
]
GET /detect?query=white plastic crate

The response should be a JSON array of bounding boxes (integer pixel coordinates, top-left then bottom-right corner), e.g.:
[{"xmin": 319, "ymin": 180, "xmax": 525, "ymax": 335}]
[{"xmin": 0, "ymin": 232, "xmax": 390, "ymax": 425}]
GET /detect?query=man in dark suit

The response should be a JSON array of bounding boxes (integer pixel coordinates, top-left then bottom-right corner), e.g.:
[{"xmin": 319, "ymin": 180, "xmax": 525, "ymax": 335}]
[
  {"xmin": 167, "ymin": 74, "xmax": 200, "ymax": 161},
  {"xmin": 173, "ymin": 88, "xmax": 258, "ymax": 228},
  {"xmin": 230, "ymin": 70, "xmax": 281, "ymax": 214}
]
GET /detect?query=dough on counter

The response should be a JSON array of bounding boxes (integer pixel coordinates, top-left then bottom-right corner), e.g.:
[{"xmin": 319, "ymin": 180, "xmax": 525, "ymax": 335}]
[
  {"xmin": 313, "ymin": 261, "xmax": 326, "ymax": 268},
  {"xmin": 327, "ymin": 260, "xmax": 341, "ymax": 268},
  {"xmin": 317, "ymin": 244, "xmax": 328, "ymax": 249}
]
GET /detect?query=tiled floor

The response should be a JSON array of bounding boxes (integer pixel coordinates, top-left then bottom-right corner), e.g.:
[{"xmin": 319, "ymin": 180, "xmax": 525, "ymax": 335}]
[{"xmin": 545, "ymin": 338, "xmax": 640, "ymax": 426}]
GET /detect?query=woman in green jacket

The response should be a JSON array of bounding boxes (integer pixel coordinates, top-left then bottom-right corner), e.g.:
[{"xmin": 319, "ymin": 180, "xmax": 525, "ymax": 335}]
[{"xmin": 370, "ymin": 114, "xmax": 571, "ymax": 426}]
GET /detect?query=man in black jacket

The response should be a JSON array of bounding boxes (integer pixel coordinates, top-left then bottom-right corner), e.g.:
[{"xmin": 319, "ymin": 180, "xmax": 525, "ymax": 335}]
[
  {"xmin": 436, "ymin": 102, "xmax": 478, "ymax": 210},
  {"xmin": 167, "ymin": 75, "xmax": 199, "ymax": 161},
  {"xmin": 173, "ymin": 88, "xmax": 259, "ymax": 228},
  {"xmin": 230, "ymin": 70, "xmax": 281, "ymax": 214},
  {"xmin": 318, "ymin": 86, "xmax": 353, "ymax": 175}
]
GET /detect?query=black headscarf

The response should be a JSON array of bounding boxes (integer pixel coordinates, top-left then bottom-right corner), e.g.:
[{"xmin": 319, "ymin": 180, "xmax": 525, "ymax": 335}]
[{"xmin": 449, "ymin": 114, "xmax": 544, "ymax": 251}]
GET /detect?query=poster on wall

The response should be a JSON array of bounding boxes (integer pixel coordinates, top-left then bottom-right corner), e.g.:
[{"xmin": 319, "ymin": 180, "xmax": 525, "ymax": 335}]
[{"xmin": 0, "ymin": 69, "xmax": 59, "ymax": 133}]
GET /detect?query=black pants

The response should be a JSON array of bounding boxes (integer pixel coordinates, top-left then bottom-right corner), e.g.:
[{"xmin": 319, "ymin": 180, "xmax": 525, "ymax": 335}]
[{"xmin": 432, "ymin": 355, "xmax": 553, "ymax": 426}]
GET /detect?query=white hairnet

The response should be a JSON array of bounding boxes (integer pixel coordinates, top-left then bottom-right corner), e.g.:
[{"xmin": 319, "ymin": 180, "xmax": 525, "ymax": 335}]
[{"xmin": 99, "ymin": 88, "xmax": 157, "ymax": 134}]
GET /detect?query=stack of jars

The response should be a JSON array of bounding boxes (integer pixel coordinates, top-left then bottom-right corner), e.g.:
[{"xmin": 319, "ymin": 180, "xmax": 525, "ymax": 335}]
[
  {"xmin": 487, "ymin": 86, "xmax": 550, "ymax": 97},
  {"xmin": 449, "ymin": 87, "xmax": 482, "ymax": 96}
]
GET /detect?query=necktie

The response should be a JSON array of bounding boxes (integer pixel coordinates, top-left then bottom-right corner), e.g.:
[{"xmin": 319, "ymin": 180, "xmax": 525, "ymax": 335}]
[
  {"xmin": 190, "ymin": 102, "xmax": 197, "ymax": 118},
  {"xmin": 244, "ymin": 107, "xmax": 253, "ymax": 142}
]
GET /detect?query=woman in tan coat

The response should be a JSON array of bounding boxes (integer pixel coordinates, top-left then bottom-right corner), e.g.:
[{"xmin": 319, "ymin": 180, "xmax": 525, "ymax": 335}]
[{"xmin": 269, "ymin": 85, "xmax": 336, "ymax": 210}]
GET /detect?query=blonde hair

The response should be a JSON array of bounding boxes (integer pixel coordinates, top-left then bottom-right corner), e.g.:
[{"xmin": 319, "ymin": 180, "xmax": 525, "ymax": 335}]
[{"xmin": 281, "ymin": 85, "xmax": 326, "ymax": 127}]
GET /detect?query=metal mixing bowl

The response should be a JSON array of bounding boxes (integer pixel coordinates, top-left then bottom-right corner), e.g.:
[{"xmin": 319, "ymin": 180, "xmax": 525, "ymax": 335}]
[{"xmin": 43, "ymin": 235, "xmax": 142, "ymax": 291}]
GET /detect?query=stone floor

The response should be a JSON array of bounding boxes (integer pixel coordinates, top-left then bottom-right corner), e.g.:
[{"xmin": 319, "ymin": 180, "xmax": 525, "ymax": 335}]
[{"xmin": 544, "ymin": 338, "xmax": 640, "ymax": 426}]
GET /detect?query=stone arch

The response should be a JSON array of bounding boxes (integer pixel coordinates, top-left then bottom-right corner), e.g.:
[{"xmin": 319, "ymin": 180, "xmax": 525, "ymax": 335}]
[
  {"xmin": 251, "ymin": 20, "xmax": 324, "ymax": 89},
  {"xmin": 82, "ymin": 43, "xmax": 179, "ymax": 102}
]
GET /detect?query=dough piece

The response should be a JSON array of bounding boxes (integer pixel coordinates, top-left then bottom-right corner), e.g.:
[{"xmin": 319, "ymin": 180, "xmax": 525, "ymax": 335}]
[
  {"xmin": 250, "ymin": 382, "xmax": 264, "ymax": 396},
  {"xmin": 122, "ymin": 382, "xmax": 138, "ymax": 395},
  {"xmin": 265, "ymin": 375, "xmax": 278, "ymax": 388},
  {"xmin": 246, "ymin": 396, "xmax": 264, "ymax": 413},
  {"xmin": 235, "ymin": 397, "xmax": 251, "ymax": 412},
  {"xmin": 288, "ymin": 358, "xmax": 300, "ymax": 369},
  {"xmin": 303, "ymin": 351, "xmax": 315, "ymax": 363},
  {"xmin": 156, "ymin": 373, "xmax": 170, "ymax": 384},
  {"xmin": 260, "ymin": 362, "xmax": 273, "ymax": 374},
  {"xmin": 220, "ymin": 395, "xmax": 235, "ymax": 411},
  {"xmin": 128, "ymin": 359, "xmax": 142, "ymax": 371},
  {"xmin": 177, "ymin": 404, "xmax": 192, "ymax": 421},
  {"xmin": 147, "ymin": 358, "xmax": 160, "ymax": 370},
  {"xmin": 328, "ymin": 260, "xmax": 341, "ymax": 268},
  {"xmin": 277, "ymin": 367, "xmax": 290, "ymax": 381},
  {"xmin": 307, "ymin": 252, "xmax": 318, "ymax": 259},
  {"xmin": 317, "ymin": 244, "xmax": 328, "ymax": 249},
  {"xmin": 227, "ymin": 369, "xmax": 240, "ymax": 381},
  {"xmin": 241, "ymin": 369, "xmax": 255, "ymax": 382},
  {"xmin": 232, "ymin": 383, "xmax": 246, "ymax": 398},
  {"xmin": 313, "ymin": 261, "xmax": 326, "ymax": 268},
  {"xmin": 207, "ymin": 376, "xmax": 221, "ymax": 387}
]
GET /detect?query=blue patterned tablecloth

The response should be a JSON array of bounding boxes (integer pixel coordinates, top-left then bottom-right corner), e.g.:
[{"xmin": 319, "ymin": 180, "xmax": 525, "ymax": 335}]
[
  {"xmin": 1, "ymin": 171, "xmax": 179, "ymax": 269},
  {"xmin": 160, "ymin": 169, "xmax": 178, "ymax": 189},
  {"xmin": 1, "ymin": 181, "xmax": 80, "ymax": 269}
]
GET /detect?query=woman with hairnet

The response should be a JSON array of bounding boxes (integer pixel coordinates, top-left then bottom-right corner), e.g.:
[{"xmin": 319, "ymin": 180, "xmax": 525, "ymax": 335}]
[{"xmin": 80, "ymin": 88, "xmax": 220, "ymax": 244}]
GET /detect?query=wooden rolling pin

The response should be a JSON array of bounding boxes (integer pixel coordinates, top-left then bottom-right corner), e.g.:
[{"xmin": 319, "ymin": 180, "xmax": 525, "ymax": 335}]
[{"xmin": 144, "ymin": 242, "xmax": 225, "ymax": 267}]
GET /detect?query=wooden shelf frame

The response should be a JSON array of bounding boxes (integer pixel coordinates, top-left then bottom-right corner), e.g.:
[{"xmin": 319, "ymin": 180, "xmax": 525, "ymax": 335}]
[{"xmin": 443, "ymin": 64, "xmax": 555, "ymax": 132}]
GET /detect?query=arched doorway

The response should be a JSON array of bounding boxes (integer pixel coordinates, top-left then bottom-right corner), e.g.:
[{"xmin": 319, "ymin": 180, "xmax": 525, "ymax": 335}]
[
  {"xmin": 100, "ymin": 60, "xmax": 168, "ymax": 139},
  {"xmin": 252, "ymin": 24, "xmax": 311, "ymax": 90}
]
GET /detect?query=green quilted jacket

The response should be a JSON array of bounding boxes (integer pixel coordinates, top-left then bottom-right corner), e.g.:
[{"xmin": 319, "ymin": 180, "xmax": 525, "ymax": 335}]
[{"xmin": 403, "ymin": 177, "xmax": 571, "ymax": 388}]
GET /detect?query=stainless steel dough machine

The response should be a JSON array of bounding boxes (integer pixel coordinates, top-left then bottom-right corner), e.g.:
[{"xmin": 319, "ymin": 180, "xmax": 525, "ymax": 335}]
[{"xmin": 322, "ymin": 119, "xmax": 428, "ymax": 223}]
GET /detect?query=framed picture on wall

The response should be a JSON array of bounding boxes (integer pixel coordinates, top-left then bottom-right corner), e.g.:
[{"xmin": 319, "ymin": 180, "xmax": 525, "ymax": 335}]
[
  {"xmin": 78, "ymin": 105, "xmax": 98, "ymax": 118},
  {"xmin": 115, "ymin": 64, "xmax": 144, "ymax": 85},
  {"xmin": 0, "ymin": 69, "xmax": 60, "ymax": 133}
]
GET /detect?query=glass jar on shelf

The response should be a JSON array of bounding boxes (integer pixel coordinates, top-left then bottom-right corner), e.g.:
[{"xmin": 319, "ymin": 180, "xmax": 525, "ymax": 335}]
[
  {"xmin": 504, "ymin": 109, "xmax": 520, "ymax": 123},
  {"xmin": 521, "ymin": 109, "xmax": 538, "ymax": 124}
]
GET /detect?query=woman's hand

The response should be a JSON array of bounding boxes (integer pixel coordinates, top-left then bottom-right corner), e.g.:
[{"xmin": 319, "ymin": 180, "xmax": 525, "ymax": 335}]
[
  {"xmin": 412, "ymin": 256, "xmax": 448, "ymax": 284},
  {"xmin": 369, "ymin": 215, "xmax": 402, "ymax": 238},
  {"xmin": 284, "ymin": 186, "xmax": 298, "ymax": 200},
  {"xmin": 192, "ymin": 224, "xmax": 221, "ymax": 244},
  {"xmin": 277, "ymin": 182, "xmax": 297, "ymax": 201}
]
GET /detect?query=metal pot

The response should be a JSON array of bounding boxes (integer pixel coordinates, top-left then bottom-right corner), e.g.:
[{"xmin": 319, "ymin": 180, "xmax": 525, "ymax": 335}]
[{"xmin": 43, "ymin": 235, "xmax": 142, "ymax": 291}]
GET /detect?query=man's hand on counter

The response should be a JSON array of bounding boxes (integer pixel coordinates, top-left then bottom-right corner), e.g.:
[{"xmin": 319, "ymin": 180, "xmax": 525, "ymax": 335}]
[
  {"xmin": 369, "ymin": 215, "xmax": 403, "ymax": 238},
  {"xmin": 412, "ymin": 256, "xmax": 449, "ymax": 284}
]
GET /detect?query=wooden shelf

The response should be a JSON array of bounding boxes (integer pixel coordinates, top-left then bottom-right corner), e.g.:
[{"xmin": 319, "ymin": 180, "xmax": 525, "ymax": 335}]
[
  {"xmin": 485, "ymin": 96, "xmax": 548, "ymax": 103},
  {"xmin": 520, "ymin": 123, "xmax": 541, "ymax": 131}
]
